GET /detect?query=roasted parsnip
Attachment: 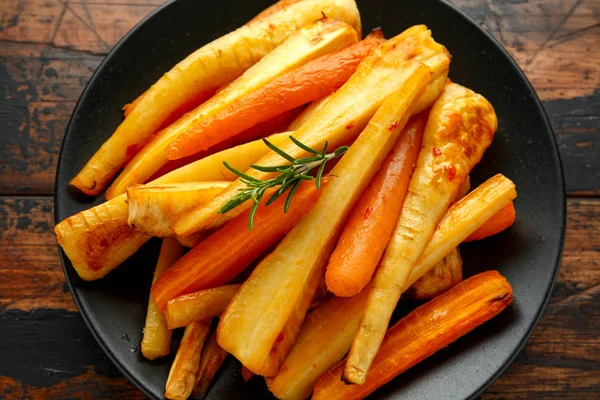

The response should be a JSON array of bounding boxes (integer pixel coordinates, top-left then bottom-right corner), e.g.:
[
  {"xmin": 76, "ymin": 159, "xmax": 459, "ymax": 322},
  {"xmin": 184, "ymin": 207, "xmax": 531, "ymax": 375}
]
[
  {"xmin": 71, "ymin": 0, "xmax": 361, "ymax": 196},
  {"xmin": 165, "ymin": 285, "xmax": 241, "ymax": 329},
  {"xmin": 345, "ymin": 82, "xmax": 498, "ymax": 384},
  {"xmin": 216, "ymin": 64, "xmax": 432, "ymax": 376},
  {"xmin": 127, "ymin": 182, "xmax": 229, "ymax": 237},
  {"xmin": 106, "ymin": 18, "xmax": 358, "ymax": 199},
  {"xmin": 165, "ymin": 322, "xmax": 210, "ymax": 400},
  {"xmin": 152, "ymin": 180, "xmax": 327, "ymax": 310},
  {"xmin": 55, "ymin": 132, "xmax": 289, "ymax": 281},
  {"xmin": 465, "ymin": 201, "xmax": 516, "ymax": 242},
  {"xmin": 266, "ymin": 175, "xmax": 515, "ymax": 397},
  {"xmin": 175, "ymin": 24, "xmax": 451, "ymax": 235},
  {"xmin": 405, "ymin": 247, "xmax": 462, "ymax": 300},
  {"xmin": 313, "ymin": 271, "xmax": 513, "ymax": 400},
  {"xmin": 407, "ymin": 173, "xmax": 517, "ymax": 287},
  {"xmin": 141, "ymin": 238, "xmax": 184, "ymax": 360},
  {"xmin": 192, "ymin": 329, "xmax": 229, "ymax": 399},
  {"xmin": 266, "ymin": 284, "xmax": 371, "ymax": 400}
]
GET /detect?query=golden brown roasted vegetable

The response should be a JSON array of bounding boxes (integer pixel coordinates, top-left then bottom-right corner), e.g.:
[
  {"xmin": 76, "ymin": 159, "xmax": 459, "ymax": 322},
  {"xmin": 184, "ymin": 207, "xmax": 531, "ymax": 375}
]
[
  {"xmin": 127, "ymin": 182, "xmax": 229, "ymax": 237},
  {"xmin": 106, "ymin": 18, "xmax": 358, "ymax": 199},
  {"xmin": 346, "ymin": 82, "xmax": 498, "ymax": 384},
  {"xmin": 165, "ymin": 285, "xmax": 241, "ymax": 329},
  {"xmin": 313, "ymin": 271, "xmax": 513, "ymax": 400},
  {"xmin": 216, "ymin": 64, "xmax": 432, "ymax": 376},
  {"xmin": 71, "ymin": 0, "xmax": 361, "ymax": 196},
  {"xmin": 405, "ymin": 247, "xmax": 463, "ymax": 300},
  {"xmin": 174, "ymin": 24, "xmax": 451, "ymax": 236},
  {"xmin": 141, "ymin": 238, "xmax": 184, "ymax": 360},
  {"xmin": 165, "ymin": 322, "xmax": 210, "ymax": 400},
  {"xmin": 55, "ymin": 132, "xmax": 289, "ymax": 281},
  {"xmin": 192, "ymin": 329, "xmax": 229, "ymax": 399}
]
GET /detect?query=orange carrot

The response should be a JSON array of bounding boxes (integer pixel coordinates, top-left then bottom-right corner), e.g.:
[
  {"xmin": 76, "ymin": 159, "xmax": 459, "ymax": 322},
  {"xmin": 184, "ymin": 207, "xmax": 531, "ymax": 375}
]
[
  {"xmin": 312, "ymin": 271, "xmax": 513, "ymax": 400},
  {"xmin": 166, "ymin": 33, "xmax": 384, "ymax": 160},
  {"xmin": 325, "ymin": 112, "xmax": 426, "ymax": 297},
  {"xmin": 150, "ymin": 107, "xmax": 301, "ymax": 181},
  {"xmin": 151, "ymin": 180, "xmax": 326, "ymax": 311},
  {"xmin": 248, "ymin": 0, "xmax": 305, "ymax": 24},
  {"xmin": 464, "ymin": 201, "xmax": 516, "ymax": 242}
]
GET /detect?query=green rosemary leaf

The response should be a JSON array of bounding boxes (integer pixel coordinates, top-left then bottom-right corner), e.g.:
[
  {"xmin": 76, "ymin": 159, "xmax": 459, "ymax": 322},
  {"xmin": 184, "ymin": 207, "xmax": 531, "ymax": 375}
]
[
  {"xmin": 316, "ymin": 161, "xmax": 327, "ymax": 189},
  {"xmin": 250, "ymin": 164, "xmax": 288, "ymax": 173},
  {"xmin": 248, "ymin": 201, "xmax": 260, "ymax": 231},
  {"xmin": 223, "ymin": 161, "xmax": 261, "ymax": 182},
  {"xmin": 321, "ymin": 141, "xmax": 329, "ymax": 156},
  {"xmin": 284, "ymin": 180, "xmax": 302, "ymax": 213},
  {"xmin": 289, "ymin": 136, "xmax": 319, "ymax": 155},
  {"xmin": 295, "ymin": 155, "xmax": 325, "ymax": 164},
  {"xmin": 263, "ymin": 138, "xmax": 295, "ymax": 162},
  {"xmin": 334, "ymin": 146, "xmax": 349, "ymax": 157}
]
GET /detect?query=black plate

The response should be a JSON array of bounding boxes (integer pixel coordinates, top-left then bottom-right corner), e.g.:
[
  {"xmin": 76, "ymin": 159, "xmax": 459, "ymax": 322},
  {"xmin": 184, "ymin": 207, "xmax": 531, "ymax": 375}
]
[{"xmin": 54, "ymin": 0, "xmax": 566, "ymax": 398}]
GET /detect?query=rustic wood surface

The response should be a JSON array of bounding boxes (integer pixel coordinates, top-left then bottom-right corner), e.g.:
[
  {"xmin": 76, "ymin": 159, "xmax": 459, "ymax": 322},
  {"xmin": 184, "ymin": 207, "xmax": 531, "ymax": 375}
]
[{"xmin": 0, "ymin": 0, "xmax": 598, "ymax": 398}]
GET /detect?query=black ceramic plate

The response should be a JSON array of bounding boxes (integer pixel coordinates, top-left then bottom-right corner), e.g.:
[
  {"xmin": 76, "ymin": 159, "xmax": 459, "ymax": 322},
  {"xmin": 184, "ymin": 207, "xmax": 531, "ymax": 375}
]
[{"xmin": 54, "ymin": 0, "xmax": 566, "ymax": 398}]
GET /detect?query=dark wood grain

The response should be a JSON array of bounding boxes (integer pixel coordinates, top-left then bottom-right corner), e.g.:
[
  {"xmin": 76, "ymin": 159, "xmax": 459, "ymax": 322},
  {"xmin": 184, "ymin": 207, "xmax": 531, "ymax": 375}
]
[{"xmin": 0, "ymin": 0, "xmax": 598, "ymax": 398}]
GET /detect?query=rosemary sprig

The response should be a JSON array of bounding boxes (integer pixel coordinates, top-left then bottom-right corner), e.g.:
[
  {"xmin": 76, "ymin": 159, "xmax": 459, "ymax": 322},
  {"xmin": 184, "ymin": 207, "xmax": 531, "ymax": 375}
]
[{"xmin": 218, "ymin": 136, "xmax": 348, "ymax": 230}]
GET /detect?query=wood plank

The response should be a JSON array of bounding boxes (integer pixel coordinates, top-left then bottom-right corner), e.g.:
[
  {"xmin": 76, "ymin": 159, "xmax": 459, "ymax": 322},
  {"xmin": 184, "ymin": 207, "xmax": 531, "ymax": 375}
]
[
  {"xmin": 0, "ymin": 196, "xmax": 597, "ymax": 397},
  {"xmin": 0, "ymin": 0, "xmax": 65, "ymax": 43}
]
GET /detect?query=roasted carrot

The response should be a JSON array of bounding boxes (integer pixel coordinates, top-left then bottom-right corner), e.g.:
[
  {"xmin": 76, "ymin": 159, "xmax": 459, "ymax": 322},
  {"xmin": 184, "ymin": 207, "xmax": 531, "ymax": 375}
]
[
  {"xmin": 191, "ymin": 329, "xmax": 229, "ymax": 400},
  {"xmin": 325, "ymin": 112, "xmax": 426, "ymax": 297},
  {"xmin": 151, "ymin": 180, "xmax": 326, "ymax": 311},
  {"xmin": 141, "ymin": 238, "xmax": 184, "ymax": 360},
  {"xmin": 345, "ymin": 82, "xmax": 498, "ymax": 384},
  {"xmin": 268, "ymin": 176, "xmax": 514, "ymax": 398},
  {"xmin": 105, "ymin": 18, "xmax": 358, "ymax": 199},
  {"xmin": 71, "ymin": 0, "xmax": 361, "ymax": 196},
  {"xmin": 465, "ymin": 201, "xmax": 516, "ymax": 242},
  {"xmin": 165, "ymin": 322, "xmax": 210, "ymax": 400},
  {"xmin": 166, "ymin": 33, "xmax": 384, "ymax": 159},
  {"xmin": 165, "ymin": 285, "xmax": 241, "ymax": 329},
  {"xmin": 55, "ymin": 132, "xmax": 289, "ymax": 281},
  {"xmin": 216, "ymin": 65, "xmax": 432, "ymax": 377},
  {"xmin": 313, "ymin": 271, "xmax": 513, "ymax": 400},
  {"xmin": 174, "ymin": 25, "xmax": 451, "ymax": 236},
  {"xmin": 404, "ymin": 247, "xmax": 462, "ymax": 300}
]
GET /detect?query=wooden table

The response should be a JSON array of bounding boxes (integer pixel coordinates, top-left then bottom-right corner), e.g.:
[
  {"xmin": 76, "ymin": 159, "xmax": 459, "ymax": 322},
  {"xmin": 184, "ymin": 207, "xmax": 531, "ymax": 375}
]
[{"xmin": 0, "ymin": 0, "xmax": 598, "ymax": 398}]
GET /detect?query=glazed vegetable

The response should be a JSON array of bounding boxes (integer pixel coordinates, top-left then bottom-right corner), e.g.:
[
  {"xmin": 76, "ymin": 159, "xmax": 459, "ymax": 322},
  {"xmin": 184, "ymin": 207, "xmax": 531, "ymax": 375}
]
[
  {"xmin": 325, "ymin": 112, "xmax": 426, "ymax": 297},
  {"xmin": 266, "ymin": 284, "xmax": 372, "ymax": 400},
  {"xmin": 216, "ymin": 65, "xmax": 431, "ymax": 376},
  {"xmin": 71, "ymin": 0, "xmax": 361, "ymax": 196},
  {"xmin": 407, "ymin": 173, "xmax": 517, "ymax": 287},
  {"xmin": 313, "ymin": 271, "xmax": 513, "ymax": 400},
  {"xmin": 465, "ymin": 201, "xmax": 516, "ymax": 242},
  {"xmin": 127, "ymin": 182, "xmax": 229, "ymax": 237},
  {"xmin": 165, "ymin": 285, "xmax": 241, "ymax": 329},
  {"xmin": 405, "ymin": 247, "xmax": 463, "ymax": 300},
  {"xmin": 287, "ymin": 95, "xmax": 333, "ymax": 131},
  {"xmin": 105, "ymin": 18, "xmax": 358, "ymax": 199},
  {"xmin": 165, "ymin": 322, "xmax": 210, "ymax": 400},
  {"xmin": 174, "ymin": 25, "xmax": 451, "ymax": 236},
  {"xmin": 151, "ymin": 180, "xmax": 326, "ymax": 310},
  {"xmin": 345, "ymin": 82, "xmax": 498, "ymax": 384},
  {"xmin": 166, "ymin": 32, "xmax": 384, "ymax": 159},
  {"xmin": 191, "ymin": 330, "xmax": 229, "ymax": 399},
  {"xmin": 55, "ymin": 132, "xmax": 289, "ymax": 281},
  {"xmin": 267, "ymin": 175, "xmax": 515, "ymax": 397},
  {"xmin": 141, "ymin": 238, "xmax": 184, "ymax": 360}
]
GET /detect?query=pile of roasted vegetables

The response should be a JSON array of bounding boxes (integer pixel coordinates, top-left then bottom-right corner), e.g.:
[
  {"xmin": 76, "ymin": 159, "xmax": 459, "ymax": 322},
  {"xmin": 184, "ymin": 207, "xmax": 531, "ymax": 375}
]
[{"xmin": 55, "ymin": 0, "xmax": 518, "ymax": 398}]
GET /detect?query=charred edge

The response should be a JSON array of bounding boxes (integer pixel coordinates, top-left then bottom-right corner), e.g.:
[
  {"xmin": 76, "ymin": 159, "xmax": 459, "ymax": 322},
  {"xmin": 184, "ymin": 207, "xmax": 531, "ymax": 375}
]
[{"xmin": 489, "ymin": 292, "xmax": 512, "ymax": 304}]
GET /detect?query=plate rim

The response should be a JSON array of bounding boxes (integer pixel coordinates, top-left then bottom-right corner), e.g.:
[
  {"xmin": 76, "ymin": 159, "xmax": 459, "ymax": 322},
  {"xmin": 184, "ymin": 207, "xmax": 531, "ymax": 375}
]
[{"xmin": 53, "ymin": 0, "xmax": 567, "ymax": 398}]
